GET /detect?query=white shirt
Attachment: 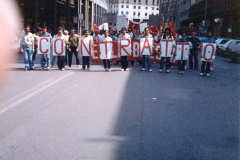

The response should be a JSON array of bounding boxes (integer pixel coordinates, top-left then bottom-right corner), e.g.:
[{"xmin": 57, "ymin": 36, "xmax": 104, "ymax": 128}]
[
  {"xmin": 100, "ymin": 36, "xmax": 112, "ymax": 42},
  {"xmin": 118, "ymin": 33, "xmax": 130, "ymax": 39},
  {"xmin": 53, "ymin": 34, "xmax": 67, "ymax": 46},
  {"xmin": 20, "ymin": 32, "xmax": 34, "ymax": 46}
]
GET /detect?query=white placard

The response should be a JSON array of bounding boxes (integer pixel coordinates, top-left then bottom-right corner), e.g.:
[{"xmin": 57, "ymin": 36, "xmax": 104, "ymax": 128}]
[
  {"xmin": 100, "ymin": 41, "xmax": 113, "ymax": 59},
  {"xmin": 53, "ymin": 38, "xmax": 66, "ymax": 56},
  {"xmin": 104, "ymin": 23, "xmax": 109, "ymax": 30},
  {"xmin": 132, "ymin": 41, "xmax": 140, "ymax": 58},
  {"xmin": 80, "ymin": 39, "xmax": 92, "ymax": 56},
  {"xmin": 175, "ymin": 42, "xmax": 189, "ymax": 60},
  {"xmin": 140, "ymin": 23, "xmax": 148, "ymax": 33},
  {"xmin": 140, "ymin": 38, "xmax": 153, "ymax": 55},
  {"xmin": 160, "ymin": 39, "xmax": 174, "ymax": 57},
  {"xmin": 201, "ymin": 43, "xmax": 216, "ymax": 62},
  {"xmin": 118, "ymin": 38, "xmax": 131, "ymax": 56},
  {"xmin": 38, "ymin": 37, "xmax": 51, "ymax": 55},
  {"xmin": 117, "ymin": 15, "xmax": 128, "ymax": 31}
]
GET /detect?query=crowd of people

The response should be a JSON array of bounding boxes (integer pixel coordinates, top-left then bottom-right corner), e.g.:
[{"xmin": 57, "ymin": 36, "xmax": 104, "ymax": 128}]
[{"xmin": 20, "ymin": 25, "xmax": 216, "ymax": 76}]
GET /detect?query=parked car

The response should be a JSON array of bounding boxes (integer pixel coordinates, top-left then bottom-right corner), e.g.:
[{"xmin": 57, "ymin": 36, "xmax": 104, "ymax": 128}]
[
  {"xmin": 216, "ymin": 38, "xmax": 233, "ymax": 48},
  {"xmin": 225, "ymin": 43, "xmax": 240, "ymax": 63},
  {"xmin": 218, "ymin": 39, "xmax": 240, "ymax": 56}
]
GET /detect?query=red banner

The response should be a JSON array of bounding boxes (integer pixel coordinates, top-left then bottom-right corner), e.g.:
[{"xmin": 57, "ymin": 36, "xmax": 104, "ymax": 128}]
[{"xmin": 91, "ymin": 40, "xmax": 178, "ymax": 65}]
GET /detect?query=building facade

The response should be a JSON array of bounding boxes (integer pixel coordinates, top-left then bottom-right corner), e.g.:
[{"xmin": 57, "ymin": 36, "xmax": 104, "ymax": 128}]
[
  {"xmin": 108, "ymin": 0, "xmax": 160, "ymax": 22},
  {"xmin": 17, "ymin": 0, "xmax": 107, "ymax": 34}
]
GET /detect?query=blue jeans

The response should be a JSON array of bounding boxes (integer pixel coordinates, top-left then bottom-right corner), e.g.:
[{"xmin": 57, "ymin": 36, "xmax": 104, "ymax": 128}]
[
  {"xmin": 142, "ymin": 55, "xmax": 152, "ymax": 69},
  {"xmin": 160, "ymin": 57, "xmax": 170, "ymax": 70},
  {"xmin": 32, "ymin": 46, "xmax": 38, "ymax": 66},
  {"xmin": 103, "ymin": 59, "xmax": 110, "ymax": 69},
  {"xmin": 51, "ymin": 56, "xmax": 56, "ymax": 66},
  {"xmin": 23, "ymin": 45, "xmax": 33, "ymax": 69},
  {"xmin": 41, "ymin": 54, "xmax": 50, "ymax": 68},
  {"xmin": 178, "ymin": 60, "xmax": 187, "ymax": 71}
]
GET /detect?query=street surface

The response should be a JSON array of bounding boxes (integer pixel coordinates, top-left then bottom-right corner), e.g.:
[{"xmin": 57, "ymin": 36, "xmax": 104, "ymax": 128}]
[{"xmin": 0, "ymin": 54, "xmax": 239, "ymax": 160}]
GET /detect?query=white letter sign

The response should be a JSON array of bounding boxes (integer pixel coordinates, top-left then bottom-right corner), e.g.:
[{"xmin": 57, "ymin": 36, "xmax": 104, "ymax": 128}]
[
  {"xmin": 160, "ymin": 39, "xmax": 173, "ymax": 57},
  {"xmin": 140, "ymin": 38, "xmax": 153, "ymax": 55},
  {"xmin": 175, "ymin": 42, "xmax": 189, "ymax": 60},
  {"xmin": 201, "ymin": 43, "xmax": 216, "ymax": 61},
  {"xmin": 100, "ymin": 41, "xmax": 113, "ymax": 59},
  {"xmin": 38, "ymin": 37, "xmax": 50, "ymax": 55},
  {"xmin": 53, "ymin": 38, "xmax": 65, "ymax": 56},
  {"xmin": 81, "ymin": 39, "xmax": 92, "ymax": 56},
  {"xmin": 118, "ymin": 38, "xmax": 131, "ymax": 56}
]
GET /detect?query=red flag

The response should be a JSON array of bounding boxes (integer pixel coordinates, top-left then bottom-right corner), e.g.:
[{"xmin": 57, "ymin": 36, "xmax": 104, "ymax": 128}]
[
  {"xmin": 154, "ymin": 25, "xmax": 159, "ymax": 31},
  {"xmin": 169, "ymin": 20, "xmax": 176, "ymax": 39},
  {"xmin": 93, "ymin": 22, "xmax": 99, "ymax": 32},
  {"xmin": 110, "ymin": 25, "xmax": 116, "ymax": 31}
]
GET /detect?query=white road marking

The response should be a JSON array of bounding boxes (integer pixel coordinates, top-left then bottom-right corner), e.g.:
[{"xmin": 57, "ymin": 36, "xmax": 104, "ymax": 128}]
[{"xmin": 0, "ymin": 72, "xmax": 73, "ymax": 114}]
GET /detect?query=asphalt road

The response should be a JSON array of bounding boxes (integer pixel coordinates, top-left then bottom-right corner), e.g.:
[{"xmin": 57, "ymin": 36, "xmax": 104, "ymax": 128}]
[{"xmin": 0, "ymin": 54, "xmax": 239, "ymax": 160}]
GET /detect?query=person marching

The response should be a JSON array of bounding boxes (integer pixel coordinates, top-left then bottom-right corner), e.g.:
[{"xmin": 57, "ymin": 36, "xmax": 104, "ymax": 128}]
[
  {"xmin": 32, "ymin": 27, "xmax": 42, "ymax": 69},
  {"xmin": 80, "ymin": 30, "xmax": 94, "ymax": 70},
  {"xmin": 68, "ymin": 28, "xmax": 80, "ymax": 68},
  {"xmin": 20, "ymin": 26, "xmax": 34, "ymax": 71},
  {"xmin": 118, "ymin": 27, "xmax": 131, "ymax": 71},
  {"xmin": 53, "ymin": 27, "xmax": 67, "ymax": 71},
  {"xmin": 177, "ymin": 32, "xmax": 189, "ymax": 74},
  {"xmin": 100, "ymin": 30, "xmax": 112, "ymax": 72},
  {"xmin": 39, "ymin": 26, "xmax": 51, "ymax": 70},
  {"xmin": 140, "ymin": 27, "xmax": 153, "ymax": 72},
  {"xmin": 159, "ymin": 27, "xmax": 175, "ymax": 73},
  {"xmin": 200, "ymin": 31, "xmax": 216, "ymax": 76},
  {"xmin": 63, "ymin": 30, "xmax": 70, "ymax": 68},
  {"xmin": 189, "ymin": 32, "xmax": 201, "ymax": 70}
]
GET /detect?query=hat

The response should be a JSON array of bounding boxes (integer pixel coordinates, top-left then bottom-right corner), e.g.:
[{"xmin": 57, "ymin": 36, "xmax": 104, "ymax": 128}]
[{"xmin": 165, "ymin": 27, "xmax": 171, "ymax": 32}]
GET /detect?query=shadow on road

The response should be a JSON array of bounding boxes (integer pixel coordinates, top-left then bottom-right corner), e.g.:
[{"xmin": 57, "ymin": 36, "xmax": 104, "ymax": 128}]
[{"xmin": 111, "ymin": 61, "xmax": 240, "ymax": 159}]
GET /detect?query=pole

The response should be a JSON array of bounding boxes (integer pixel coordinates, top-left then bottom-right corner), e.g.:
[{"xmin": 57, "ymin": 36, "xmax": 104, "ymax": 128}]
[
  {"xmin": 204, "ymin": 0, "xmax": 208, "ymax": 34},
  {"xmin": 35, "ymin": 0, "xmax": 38, "ymax": 29}
]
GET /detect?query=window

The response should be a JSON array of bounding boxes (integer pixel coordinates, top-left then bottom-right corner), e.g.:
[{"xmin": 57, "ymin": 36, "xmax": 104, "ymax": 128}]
[
  {"xmin": 121, "ymin": 0, "xmax": 124, "ymax": 3},
  {"xmin": 121, "ymin": 5, "xmax": 124, "ymax": 8},
  {"xmin": 145, "ymin": 7, "xmax": 148, "ymax": 10},
  {"xmin": 134, "ymin": 6, "xmax": 136, "ymax": 9},
  {"xmin": 126, "ymin": 0, "xmax": 129, "ymax": 3},
  {"xmin": 126, "ymin": 12, "xmax": 128, "ymax": 15},
  {"xmin": 146, "ymin": 0, "xmax": 148, "ymax": 5},
  {"xmin": 152, "ymin": 0, "xmax": 155, "ymax": 5},
  {"xmin": 157, "ymin": 7, "xmax": 159, "ymax": 10},
  {"xmin": 126, "ymin": 5, "xmax": 129, "ymax": 8},
  {"xmin": 134, "ymin": 0, "xmax": 136, "ymax": 3},
  {"xmin": 145, "ymin": 13, "xmax": 147, "ymax": 16},
  {"xmin": 138, "ymin": 12, "xmax": 140, "ymax": 16},
  {"xmin": 121, "ymin": 11, "xmax": 124, "ymax": 14},
  {"xmin": 133, "ymin": 12, "xmax": 136, "ymax": 16},
  {"xmin": 152, "ymin": 7, "xmax": 154, "ymax": 10},
  {"xmin": 139, "ymin": 0, "xmax": 141, "ymax": 4},
  {"xmin": 138, "ymin": 6, "xmax": 141, "ymax": 9}
]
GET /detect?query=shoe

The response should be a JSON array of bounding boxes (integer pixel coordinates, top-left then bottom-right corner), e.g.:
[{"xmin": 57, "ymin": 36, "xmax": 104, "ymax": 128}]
[
  {"xmin": 40, "ymin": 67, "xmax": 43, "ymax": 70},
  {"xmin": 142, "ymin": 68, "xmax": 145, "ymax": 71},
  {"xmin": 64, "ymin": 65, "xmax": 68, "ymax": 68},
  {"xmin": 108, "ymin": 69, "xmax": 111, "ymax": 72},
  {"xmin": 47, "ymin": 67, "xmax": 50, "ymax": 70},
  {"xmin": 166, "ymin": 70, "xmax": 170, "ymax": 73},
  {"xmin": 184, "ymin": 66, "xmax": 187, "ymax": 69},
  {"xmin": 104, "ymin": 68, "xmax": 107, "ymax": 71},
  {"xmin": 125, "ymin": 69, "xmax": 129, "ymax": 71},
  {"xmin": 24, "ymin": 68, "xmax": 27, "ymax": 71},
  {"xmin": 149, "ymin": 69, "xmax": 152, "ymax": 72},
  {"xmin": 121, "ymin": 69, "xmax": 124, "ymax": 71},
  {"xmin": 50, "ymin": 65, "xmax": 53, "ymax": 68},
  {"xmin": 32, "ymin": 66, "xmax": 35, "ymax": 69},
  {"xmin": 82, "ymin": 68, "xmax": 85, "ymax": 70},
  {"xmin": 77, "ymin": 65, "xmax": 80, "ymax": 68},
  {"xmin": 189, "ymin": 67, "xmax": 193, "ymax": 69},
  {"xmin": 200, "ymin": 73, "xmax": 203, "ymax": 76},
  {"xmin": 61, "ymin": 68, "xmax": 65, "ymax": 71},
  {"xmin": 87, "ymin": 68, "xmax": 90, "ymax": 70},
  {"xmin": 30, "ymin": 68, "xmax": 35, "ymax": 70},
  {"xmin": 207, "ymin": 73, "xmax": 210, "ymax": 76},
  {"xmin": 69, "ymin": 65, "xmax": 71, "ymax": 67},
  {"xmin": 159, "ymin": 69, "xmax": 163, "ymax": 73}
]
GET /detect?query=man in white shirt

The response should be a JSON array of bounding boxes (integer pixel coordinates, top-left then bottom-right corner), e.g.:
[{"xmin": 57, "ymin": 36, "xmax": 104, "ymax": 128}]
[
  {"xmin": 100, "ymin": 30, "xmax": 112, "ymax": 71},
  {"xmin": 63, "ymin": 30, "xmax": 69, "ymax": 68},
  {"xmin": 81, "ymin": 30, "xmax": 94, "ymax": 70},
  {"xmin": 20, "ymin": 26, "xmax": 34, "ymax": 71},
  {"xmin": 118, "ymin": 27, "xmax": 130, "ymax": 71},
  {"xmin": 53, "ymin": 27, "xmax": 67, "ymax": 71}
]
